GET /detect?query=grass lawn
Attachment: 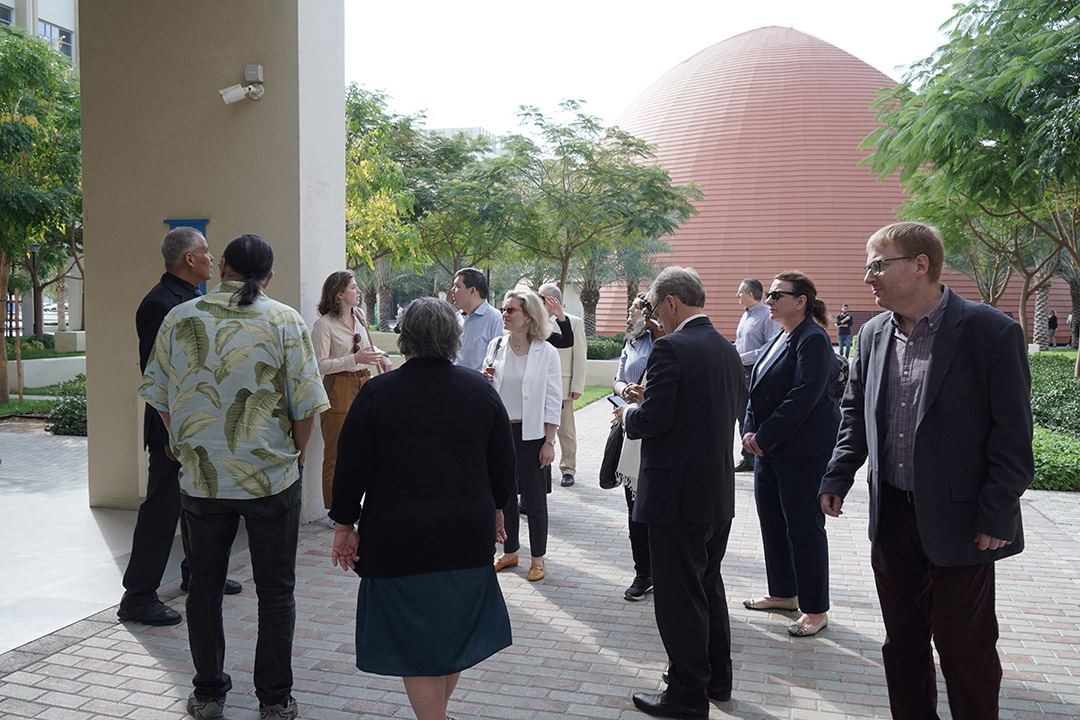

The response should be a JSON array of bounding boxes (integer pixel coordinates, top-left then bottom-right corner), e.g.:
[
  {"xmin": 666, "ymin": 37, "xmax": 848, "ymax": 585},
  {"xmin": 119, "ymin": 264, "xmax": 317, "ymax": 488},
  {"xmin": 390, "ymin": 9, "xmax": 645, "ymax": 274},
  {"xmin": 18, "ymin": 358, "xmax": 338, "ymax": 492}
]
[
  {"xmin": 5, "ymin": 348, "xmax": 85, "ymax": 361},
  {"xmin": 0, "ymin": 397, "xmax": 51, "ymax": 417},
  {"xmin": 20, "ymin": 382, "xmax": 66, "ymax": 396},
  {"xmin": 574, "ymin": 385, "xmax": 614, "ymax": 411}
]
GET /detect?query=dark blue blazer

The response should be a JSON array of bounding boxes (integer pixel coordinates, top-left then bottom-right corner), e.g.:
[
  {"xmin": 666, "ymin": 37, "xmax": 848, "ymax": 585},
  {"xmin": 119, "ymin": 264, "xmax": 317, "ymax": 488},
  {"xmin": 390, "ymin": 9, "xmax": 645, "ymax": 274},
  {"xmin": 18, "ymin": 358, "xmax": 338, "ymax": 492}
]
[
  {"xmin": 820, "ymin": 290, "xmax": 1033, "ymax": 566},
  {"xmin": 623, "ymin": 316, "xmax": 743, "ymax": 525},
  {"xmin": 745, "ymin": 315, "xmax": 841, "ymax": 457}
]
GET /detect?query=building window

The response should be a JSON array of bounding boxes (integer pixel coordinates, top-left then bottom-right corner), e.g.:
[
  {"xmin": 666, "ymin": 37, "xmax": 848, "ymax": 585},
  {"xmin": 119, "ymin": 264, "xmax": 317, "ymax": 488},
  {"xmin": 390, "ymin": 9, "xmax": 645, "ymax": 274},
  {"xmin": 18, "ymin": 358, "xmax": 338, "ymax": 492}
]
[
  {"xmin": 0, "ymin": 6, "xmax": 13, "ymax": 26},
  {"xmin": 38, "ymin": 20, "xmax": 73, "ymax": 59}
]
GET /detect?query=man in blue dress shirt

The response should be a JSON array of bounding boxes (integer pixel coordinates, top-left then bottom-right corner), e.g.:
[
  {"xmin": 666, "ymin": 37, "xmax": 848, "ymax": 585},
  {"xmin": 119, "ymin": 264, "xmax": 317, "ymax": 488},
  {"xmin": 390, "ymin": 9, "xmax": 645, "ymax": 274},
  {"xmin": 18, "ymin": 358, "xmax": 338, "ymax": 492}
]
[
  {"xmin": 451, "ymin": 267, "xmax": 503, "ymax": 372},
  {"xmin": 734, "ymin": 278, "xmax": 780, "ymax": 472}
]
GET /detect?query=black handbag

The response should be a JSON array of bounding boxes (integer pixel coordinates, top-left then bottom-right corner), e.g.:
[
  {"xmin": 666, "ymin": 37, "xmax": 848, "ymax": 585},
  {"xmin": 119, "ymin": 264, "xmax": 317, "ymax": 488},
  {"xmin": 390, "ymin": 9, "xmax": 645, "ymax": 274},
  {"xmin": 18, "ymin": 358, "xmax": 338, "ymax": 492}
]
[{"xmin": 598, "ymin": 420, "xmax": 623, "ymax": 489}]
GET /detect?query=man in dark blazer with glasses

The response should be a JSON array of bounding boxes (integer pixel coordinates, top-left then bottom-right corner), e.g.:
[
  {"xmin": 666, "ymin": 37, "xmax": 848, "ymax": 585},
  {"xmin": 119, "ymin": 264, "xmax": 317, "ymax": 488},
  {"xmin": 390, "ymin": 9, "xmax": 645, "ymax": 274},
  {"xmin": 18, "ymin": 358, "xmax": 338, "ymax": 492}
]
[
  {"xmin": 820, "ymin": 222, "xmax": 1033, "ymax": 720},
  {"xmin": 615, "ymin": 266, "xmax": 743, "ymax": 719}
]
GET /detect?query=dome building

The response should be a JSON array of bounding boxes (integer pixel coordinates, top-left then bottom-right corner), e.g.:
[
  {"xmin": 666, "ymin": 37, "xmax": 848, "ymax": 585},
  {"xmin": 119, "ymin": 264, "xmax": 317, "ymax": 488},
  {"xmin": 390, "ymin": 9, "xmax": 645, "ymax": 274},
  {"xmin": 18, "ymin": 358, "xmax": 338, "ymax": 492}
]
[{"xmin": 595, "ymin": 26, "xmax": 1066, "ymax": 341}]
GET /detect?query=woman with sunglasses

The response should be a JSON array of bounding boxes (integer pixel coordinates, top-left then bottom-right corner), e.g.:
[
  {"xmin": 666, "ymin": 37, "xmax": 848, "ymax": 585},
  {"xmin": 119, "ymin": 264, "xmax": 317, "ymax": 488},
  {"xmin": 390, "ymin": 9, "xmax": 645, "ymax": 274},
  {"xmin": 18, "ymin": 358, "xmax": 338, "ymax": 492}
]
[
  {"xmin": 312, "ymin": 271, "xmax": 393, "ymax": 510},
  {"xmin": 741, "ymin": 271, "xmax": 841, "ymax": 637},
  {"xmin": 484, "ymin": 289, "xmax": 562, "ymax": 581}
]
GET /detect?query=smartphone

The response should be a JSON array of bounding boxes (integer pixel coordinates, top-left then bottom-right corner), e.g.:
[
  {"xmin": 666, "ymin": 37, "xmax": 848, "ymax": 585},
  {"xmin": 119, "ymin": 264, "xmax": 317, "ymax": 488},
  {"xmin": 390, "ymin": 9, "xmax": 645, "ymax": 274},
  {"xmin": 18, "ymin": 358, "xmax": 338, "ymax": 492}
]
[{"xmin": 608, "ymin": 394, "xmax": 627, "ymax": 407}]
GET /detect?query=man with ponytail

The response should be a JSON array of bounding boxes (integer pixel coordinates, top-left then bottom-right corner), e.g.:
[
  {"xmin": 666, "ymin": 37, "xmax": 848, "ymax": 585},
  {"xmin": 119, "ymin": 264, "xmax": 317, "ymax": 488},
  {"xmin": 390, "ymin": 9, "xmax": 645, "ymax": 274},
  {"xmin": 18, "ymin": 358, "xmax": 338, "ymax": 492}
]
[{"xmin": 140, "ymin": 234, "xmax": 330, "ymax": 720}]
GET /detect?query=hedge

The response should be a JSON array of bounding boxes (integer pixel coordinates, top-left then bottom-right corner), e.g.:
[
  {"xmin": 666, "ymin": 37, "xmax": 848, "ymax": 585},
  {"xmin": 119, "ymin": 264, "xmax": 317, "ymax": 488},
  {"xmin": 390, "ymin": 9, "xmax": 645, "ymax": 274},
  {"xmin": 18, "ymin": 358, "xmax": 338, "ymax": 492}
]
[
  {"xmin": 1032, "ymin": 425, "xmax": 1080, "ymax": 491},
  {"xmin": 1029, "ymin": 352, "xmax": 1080, "ymax": 438},
  {"xmin": 586, "ymin": 334, "xmax": 624, "ymax": 360}
]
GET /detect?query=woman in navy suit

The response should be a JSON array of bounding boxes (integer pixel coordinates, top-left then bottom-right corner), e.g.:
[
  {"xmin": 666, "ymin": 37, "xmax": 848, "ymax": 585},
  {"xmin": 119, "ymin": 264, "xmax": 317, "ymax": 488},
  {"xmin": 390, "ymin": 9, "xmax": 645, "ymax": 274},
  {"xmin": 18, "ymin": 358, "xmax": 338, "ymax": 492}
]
[{"xmin": 741, "ymin": 271, "xmax": 841, "ymax": 637}]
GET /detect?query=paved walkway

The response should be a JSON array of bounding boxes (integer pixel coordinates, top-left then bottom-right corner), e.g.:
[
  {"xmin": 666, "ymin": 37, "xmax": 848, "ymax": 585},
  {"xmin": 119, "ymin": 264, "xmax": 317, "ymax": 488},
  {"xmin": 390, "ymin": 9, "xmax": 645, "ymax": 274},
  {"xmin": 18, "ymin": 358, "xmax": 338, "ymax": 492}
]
[{"xmin": 1, "ymin": 401, "xmax": 1079, "ymax": 719}]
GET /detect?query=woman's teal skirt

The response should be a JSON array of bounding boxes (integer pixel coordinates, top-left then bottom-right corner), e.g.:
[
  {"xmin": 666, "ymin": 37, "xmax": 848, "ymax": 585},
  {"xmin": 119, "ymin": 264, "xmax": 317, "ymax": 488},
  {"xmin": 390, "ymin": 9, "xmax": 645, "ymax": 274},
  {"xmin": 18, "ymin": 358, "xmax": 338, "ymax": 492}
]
[{"xmin": 354, "ymin": 565, "xmax": 512, "ymax": 677}]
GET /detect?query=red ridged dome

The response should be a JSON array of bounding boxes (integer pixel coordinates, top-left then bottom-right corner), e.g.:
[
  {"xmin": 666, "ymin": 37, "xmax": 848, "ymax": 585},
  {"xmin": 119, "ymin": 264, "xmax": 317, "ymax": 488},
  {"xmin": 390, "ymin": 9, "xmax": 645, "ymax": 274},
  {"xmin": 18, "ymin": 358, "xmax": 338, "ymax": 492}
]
[{"xmin": 596, "ymin": 26, "xmax": 907, "ymax": 337}]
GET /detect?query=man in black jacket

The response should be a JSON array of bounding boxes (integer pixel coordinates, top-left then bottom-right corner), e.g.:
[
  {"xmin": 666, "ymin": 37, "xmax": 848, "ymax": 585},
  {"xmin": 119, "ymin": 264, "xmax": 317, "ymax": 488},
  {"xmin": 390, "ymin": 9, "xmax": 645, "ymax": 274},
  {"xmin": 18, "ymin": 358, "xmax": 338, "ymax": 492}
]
[
  {"xmin": 118, "ymin": 227, "xmax": 240, "ymax": 626},
  {"xmin": 615, "ymin": 266, "xmax": 743, "ymax": 719}
]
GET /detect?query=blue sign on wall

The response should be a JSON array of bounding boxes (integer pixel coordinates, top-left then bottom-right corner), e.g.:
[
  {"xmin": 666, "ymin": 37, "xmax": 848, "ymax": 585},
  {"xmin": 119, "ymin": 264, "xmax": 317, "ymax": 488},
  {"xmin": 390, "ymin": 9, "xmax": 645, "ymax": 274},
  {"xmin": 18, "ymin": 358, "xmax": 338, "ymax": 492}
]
[{"xmin": 164, "ymin": 219, "xmax": 210, "ymax": 294}]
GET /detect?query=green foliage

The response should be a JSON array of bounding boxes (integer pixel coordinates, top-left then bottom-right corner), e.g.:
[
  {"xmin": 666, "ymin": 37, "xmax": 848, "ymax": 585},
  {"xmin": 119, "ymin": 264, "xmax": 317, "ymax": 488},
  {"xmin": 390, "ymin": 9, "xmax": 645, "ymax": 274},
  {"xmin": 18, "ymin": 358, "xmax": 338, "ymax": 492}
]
[
  {"xmin": 1032, "ymin": 426, "xmax": 1080, "ymax": 492},
  {"xmin": 587, "ymin": 334, "xmax": 624, "ymax": 360},
  {"xmin": 1029, "ymin": 351, "xmax": 1080, "ymax": 437},
  {"xmin": 572, "ymin": 385, "xmax": 615, "ymax": 412},
  {"xmin": 44, "ymin": 371, "xmax": 85, "ymax": 435}
]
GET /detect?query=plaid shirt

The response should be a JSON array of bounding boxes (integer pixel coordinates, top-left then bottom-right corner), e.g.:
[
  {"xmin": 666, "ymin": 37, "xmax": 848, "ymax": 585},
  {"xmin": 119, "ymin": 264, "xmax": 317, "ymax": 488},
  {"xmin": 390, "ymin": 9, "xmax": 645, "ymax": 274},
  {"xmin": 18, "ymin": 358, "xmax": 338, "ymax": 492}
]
[{"xmin": 880, "ymin": 286, "xmax": 950, "ymax": 492}]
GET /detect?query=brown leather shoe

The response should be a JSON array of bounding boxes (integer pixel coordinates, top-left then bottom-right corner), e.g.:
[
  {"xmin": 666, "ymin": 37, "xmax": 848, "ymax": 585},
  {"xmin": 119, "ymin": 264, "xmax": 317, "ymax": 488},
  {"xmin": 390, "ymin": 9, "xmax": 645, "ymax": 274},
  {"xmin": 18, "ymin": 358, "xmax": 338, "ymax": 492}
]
[
  {"xmin": 494, "ymin": 554, "xmax": 519, "ymax": 571},
  {"xmin": 527, "ymin": 562, "xmax": 545, "ymax": 581}
]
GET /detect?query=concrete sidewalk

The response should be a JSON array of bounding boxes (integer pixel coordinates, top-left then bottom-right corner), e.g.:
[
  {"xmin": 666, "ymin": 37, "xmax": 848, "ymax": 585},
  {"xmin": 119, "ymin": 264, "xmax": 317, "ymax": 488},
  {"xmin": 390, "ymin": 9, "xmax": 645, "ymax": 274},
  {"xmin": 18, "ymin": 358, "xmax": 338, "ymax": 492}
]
[{"xmin": 2, "ymin": 401, "xmax": 1079, "ymax": 719}]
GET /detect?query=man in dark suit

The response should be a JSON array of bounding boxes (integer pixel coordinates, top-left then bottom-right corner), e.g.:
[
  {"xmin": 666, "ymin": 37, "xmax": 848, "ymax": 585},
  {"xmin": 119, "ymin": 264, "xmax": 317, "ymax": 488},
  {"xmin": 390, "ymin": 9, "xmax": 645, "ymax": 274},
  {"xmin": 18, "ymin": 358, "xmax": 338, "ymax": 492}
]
[
  {"xmin": 614, "ymin": 266, "xmax": 743, "ymax": 719},
  {"xmin": 118, "ymin": 227, "xmax": 240, "ymax": 626},
  {"xmin": 819, "ymin": 222, "xmax": 1034, "ymax": 719}
]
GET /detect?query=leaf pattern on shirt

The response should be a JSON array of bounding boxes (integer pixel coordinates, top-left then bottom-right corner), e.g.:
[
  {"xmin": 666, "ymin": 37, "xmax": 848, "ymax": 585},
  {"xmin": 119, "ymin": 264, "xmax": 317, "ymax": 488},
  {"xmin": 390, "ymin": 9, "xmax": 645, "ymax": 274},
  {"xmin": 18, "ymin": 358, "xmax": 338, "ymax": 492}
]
[
  {"xmin": 222, "ymin": 457, "xmax": 272, "ymax": 496},
  {"xmin": 215, "ymin": 345, "xmax": 255, "ymax": 384},
  {"xmin": 196, "ymin": 297, "xmax": 260, "ymax": 320},
  {"xmin": 175, "ymin": 443, "xmax": 219, "ymax": 498},
  {"xmin": 175, "ymin": 317, "xmax": 211, "ymax": 382},
  {"xmin": 215, "ymin": 323, "xmax": 243, "ymax": 354},
  {"xmin": 176, "ymin": 410, "xmax": 217, "ymax": 442},
  {"xmin": 224, "ymin": 387, "xmax": 282, "ymax": 454}
]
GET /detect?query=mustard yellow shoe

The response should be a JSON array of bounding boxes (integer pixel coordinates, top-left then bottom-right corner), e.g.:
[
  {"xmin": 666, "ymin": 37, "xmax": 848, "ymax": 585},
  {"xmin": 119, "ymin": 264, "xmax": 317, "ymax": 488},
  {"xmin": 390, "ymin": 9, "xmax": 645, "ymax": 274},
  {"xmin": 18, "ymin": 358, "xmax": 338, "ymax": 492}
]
[
  {"xmin": 494, "ymin": 554, "xmax": 519, "ymax": 571},
  {"xmin": 527, "ymin": 561, "xmax": 545, "ymax": 582}
]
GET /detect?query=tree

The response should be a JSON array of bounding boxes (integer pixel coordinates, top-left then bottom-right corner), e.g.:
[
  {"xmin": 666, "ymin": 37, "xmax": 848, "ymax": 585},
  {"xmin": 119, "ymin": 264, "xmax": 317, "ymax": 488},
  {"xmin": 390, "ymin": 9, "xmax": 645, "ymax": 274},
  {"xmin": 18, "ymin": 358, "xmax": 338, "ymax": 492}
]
[
  {"xmin": 344, "ymin": 84, "xmax": 420, "ymax": 271},
  {"xmin": 574, "ymin": 240, "xmax": 618, "ymax": 336},
  {"xmin": 500, "ymin": 101, "xmax": 701, "ymax": 291},
  {"xmin": 0, "ymin": 26, "xmax": 81, "ymax": 402},
  {"xmin": 614, "ymin": 236, "xmax": 671, "ymax": 312},
  {"xmin": 862, "ymin": 0, "xmax": 1080, "ymax": 276}
]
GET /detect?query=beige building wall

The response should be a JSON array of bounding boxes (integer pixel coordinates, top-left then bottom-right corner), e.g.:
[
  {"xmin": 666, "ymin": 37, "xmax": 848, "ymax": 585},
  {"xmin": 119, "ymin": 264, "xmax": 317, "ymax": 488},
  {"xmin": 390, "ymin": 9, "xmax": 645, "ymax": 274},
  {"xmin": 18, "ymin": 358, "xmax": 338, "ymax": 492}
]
[{"xmin": 81, "ymin": 1, "xmax": 344, "ymax": 518}]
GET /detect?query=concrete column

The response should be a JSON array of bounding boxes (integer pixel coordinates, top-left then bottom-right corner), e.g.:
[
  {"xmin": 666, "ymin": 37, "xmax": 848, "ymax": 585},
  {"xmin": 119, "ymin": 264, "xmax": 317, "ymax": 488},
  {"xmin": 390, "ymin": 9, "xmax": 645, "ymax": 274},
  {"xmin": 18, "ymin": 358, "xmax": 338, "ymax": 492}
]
[{"xmin": 80, "ymin": 1, "xmax": 344, "ymax": 513}]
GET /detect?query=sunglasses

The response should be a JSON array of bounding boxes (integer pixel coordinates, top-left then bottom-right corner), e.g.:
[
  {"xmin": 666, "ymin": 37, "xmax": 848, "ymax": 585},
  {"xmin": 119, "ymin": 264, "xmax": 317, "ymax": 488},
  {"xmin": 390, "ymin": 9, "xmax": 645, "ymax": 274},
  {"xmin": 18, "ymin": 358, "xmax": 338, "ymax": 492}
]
[
  {"xmin": 500, "ymin": 306, "xmax": 522, "ymax": 315},
  {"xmin": 764, "ymin": 290, "xmax": 799, "ymax": 302},
  {"xmin": 639, "ymin": 299, "xmax": 655, "ymax": 320},
  {"xmin": 864, "ymin": 256, "xmax": 914, "ymax": 276},
  {"xmin": 352, "ymin": 333, "xmax": 361, "ymax": 353}
]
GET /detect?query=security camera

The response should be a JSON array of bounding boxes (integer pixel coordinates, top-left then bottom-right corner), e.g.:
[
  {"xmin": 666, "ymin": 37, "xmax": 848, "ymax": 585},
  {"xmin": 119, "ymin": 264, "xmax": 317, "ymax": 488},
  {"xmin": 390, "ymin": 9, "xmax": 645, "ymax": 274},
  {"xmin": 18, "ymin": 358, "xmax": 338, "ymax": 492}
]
[{"xmin": 219, "ymin": 83, "xmax": 264, "ymax": 104}]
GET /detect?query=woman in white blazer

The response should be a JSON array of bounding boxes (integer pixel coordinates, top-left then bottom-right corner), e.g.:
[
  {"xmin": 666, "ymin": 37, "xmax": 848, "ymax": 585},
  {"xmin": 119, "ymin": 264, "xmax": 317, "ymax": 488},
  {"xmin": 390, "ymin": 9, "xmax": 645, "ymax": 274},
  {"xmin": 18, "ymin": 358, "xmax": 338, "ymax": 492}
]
[{"xmin": 484, "ymin": 289, "xmax": 562, "ymax": 581}]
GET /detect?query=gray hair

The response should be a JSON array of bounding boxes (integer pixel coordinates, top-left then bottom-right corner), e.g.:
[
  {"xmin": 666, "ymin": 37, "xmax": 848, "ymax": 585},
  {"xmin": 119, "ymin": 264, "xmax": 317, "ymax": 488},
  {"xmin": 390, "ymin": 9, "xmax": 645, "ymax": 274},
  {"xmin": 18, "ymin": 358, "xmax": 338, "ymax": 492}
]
[
  {"xmin": 504, "ymin": 289, "xmax": 552, "ymax": 344},
  {"xmin": 648, "ymin": 266, "xmax": 706, "ymax": 308},
  {"xmin": 396, "ymin": 297, "xmax": 462, "ymax": 361},
  {"xmin": 740, "ymin": 278, "xmax": 763, "ymax": 300},
  {"xmin": 161, "ymin": 227, "xmax": 205, "ymax": 270},
  {"xmin": 537, "ymin": 282, "xmax": 563, "ymax": 304}
]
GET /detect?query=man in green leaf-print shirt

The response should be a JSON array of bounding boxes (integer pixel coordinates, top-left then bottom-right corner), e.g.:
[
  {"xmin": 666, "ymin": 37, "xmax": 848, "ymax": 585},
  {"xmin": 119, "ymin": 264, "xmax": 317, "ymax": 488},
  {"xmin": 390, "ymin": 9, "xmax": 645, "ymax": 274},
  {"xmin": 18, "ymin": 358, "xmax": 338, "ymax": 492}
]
[{"xmin": 138, "ymin": 234, "xmax": 329, "ymax": 719}]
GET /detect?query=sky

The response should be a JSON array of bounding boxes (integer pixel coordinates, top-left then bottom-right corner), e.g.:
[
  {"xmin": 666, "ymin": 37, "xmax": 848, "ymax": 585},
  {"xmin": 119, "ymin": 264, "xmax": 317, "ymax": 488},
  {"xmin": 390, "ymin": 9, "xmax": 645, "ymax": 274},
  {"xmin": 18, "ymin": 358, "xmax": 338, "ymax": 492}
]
[{"xmin": 343, "ymin": 0, "xmax": 962, "ymax": 136}]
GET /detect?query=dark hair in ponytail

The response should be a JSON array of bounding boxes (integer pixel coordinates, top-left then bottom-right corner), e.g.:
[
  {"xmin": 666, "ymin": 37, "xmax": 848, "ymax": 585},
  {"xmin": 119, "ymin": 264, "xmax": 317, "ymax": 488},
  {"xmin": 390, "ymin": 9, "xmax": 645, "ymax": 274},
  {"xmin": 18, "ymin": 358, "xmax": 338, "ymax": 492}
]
[
  {"xmin": 222, "ymin": 234, "xmax": 274, "ymax": 306},
  {"xmin": 774, "ymin": 270, "xmax": 829, "ymax": 328}
]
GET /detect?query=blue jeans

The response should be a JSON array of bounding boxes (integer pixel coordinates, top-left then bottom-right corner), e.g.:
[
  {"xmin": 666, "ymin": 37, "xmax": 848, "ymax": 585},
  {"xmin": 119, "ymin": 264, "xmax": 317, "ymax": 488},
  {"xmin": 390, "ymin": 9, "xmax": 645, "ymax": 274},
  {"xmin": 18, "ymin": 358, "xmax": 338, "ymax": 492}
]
[
  {"xmin": 181, "ymin": 476, "xmax": 301, "ymax": 706},
  {"xmin": 838, "ymin": 333, "xmax": 852, "ymax": 358}
]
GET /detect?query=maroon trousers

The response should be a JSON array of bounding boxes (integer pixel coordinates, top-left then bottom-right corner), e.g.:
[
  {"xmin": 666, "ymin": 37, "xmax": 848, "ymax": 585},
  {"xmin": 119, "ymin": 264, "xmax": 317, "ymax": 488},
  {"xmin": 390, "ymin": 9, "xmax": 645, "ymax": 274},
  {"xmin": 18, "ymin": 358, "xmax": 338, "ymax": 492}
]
[{"xmin": 870, "ymin": 483, "xmax": 1001, "ymax": 720}]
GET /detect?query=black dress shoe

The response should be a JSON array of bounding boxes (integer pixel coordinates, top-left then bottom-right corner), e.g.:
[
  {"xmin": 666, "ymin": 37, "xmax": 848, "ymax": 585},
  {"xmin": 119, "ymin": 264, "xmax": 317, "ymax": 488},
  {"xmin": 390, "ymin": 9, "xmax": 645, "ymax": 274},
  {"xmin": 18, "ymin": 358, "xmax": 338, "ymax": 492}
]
[
  {"xmin": 661, "ymin": 671, "xmax": 731, "ymax": 702},
  {"xmin": 733, "ymin": 457, "xmax": 755, "ymax": 473},
  {"xmin": 561, "ymin": 474, "xmax": 575, "ymax": 487},
  {"xmin": 181, "ymin": 578, "xmax": 243, "ymax": 594},
  {"xmin": 117, "ymin": 600, "xmax": 182, "ymax": 626},
  {"xmin": 632, "ymin": 691, "xmax": 707, "ymax": 719}
]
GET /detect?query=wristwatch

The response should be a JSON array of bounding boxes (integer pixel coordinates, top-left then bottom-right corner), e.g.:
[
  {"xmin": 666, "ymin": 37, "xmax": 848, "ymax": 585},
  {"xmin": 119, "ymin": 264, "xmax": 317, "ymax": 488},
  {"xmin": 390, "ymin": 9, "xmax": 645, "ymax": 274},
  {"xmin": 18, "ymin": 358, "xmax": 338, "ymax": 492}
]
[{"xmin": 544, "ymin": 437, "xmax": 556, "ymax": 447}]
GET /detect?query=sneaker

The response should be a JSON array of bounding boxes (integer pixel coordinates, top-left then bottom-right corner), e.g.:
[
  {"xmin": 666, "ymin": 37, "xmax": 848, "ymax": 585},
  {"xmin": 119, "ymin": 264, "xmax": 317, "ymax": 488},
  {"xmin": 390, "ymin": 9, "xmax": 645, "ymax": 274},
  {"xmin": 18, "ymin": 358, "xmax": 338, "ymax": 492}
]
[
  {"xmin": 259, "ymin": 696, "xmax": 298, "ymax": 720},
  {"xmin": 186, "ymin": 693, "xmax": 225, "ymax": 720},
  {"xmin": 624, "ymin": 575, "xmax": 653, "ymax": 600}
]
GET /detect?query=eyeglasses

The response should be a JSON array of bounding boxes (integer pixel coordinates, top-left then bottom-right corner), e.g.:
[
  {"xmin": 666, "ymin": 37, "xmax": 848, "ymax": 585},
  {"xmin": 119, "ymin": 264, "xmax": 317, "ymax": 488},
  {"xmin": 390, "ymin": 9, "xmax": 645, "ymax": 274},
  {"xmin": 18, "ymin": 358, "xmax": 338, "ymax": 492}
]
[
  {"xmin": 500, "ymin": 306, "xmax": 521, "ymax": 315},
  {"xmin": 764, "ymin": 290, "xmax": 799, "ymax": 302},
  {"xmin": 352, "ymin": 333, "xmax": 361, "ymax": 353},
  {"xmin": 640, "ymin": 299, "xmax": 655, "ymax": 320},
  {"xmin": 864, "ymin": 256, "xmax": 914, "ymax": 276}
]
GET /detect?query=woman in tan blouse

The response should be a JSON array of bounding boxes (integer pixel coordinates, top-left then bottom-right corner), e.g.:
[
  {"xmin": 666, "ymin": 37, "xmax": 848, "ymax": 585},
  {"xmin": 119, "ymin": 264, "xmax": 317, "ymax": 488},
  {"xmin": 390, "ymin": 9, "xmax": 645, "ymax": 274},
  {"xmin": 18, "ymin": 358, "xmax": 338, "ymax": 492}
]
[{"xmin": 312, "ymin": 271, "xmax": 393, "ymax": 509}]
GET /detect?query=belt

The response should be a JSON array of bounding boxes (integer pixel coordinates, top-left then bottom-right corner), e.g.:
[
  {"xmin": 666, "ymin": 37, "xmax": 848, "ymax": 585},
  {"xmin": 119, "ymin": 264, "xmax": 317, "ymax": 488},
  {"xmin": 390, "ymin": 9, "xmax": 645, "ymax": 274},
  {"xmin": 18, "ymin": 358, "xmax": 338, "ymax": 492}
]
[
  {"xmin": 884, "ymin": 481, "xmax": 915, "ymax": 505},
  {"xmin": 330, "ymin": 369, "xmax": 370, "ymax": 379}
]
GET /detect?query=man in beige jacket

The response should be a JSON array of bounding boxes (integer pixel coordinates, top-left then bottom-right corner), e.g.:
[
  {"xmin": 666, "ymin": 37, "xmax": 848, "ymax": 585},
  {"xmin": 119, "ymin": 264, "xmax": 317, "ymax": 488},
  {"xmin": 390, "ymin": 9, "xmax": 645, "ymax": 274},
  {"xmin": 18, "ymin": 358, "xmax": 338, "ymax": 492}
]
[{"xmin": 538, "ymin": 283, "xmax": 587, "ymax": 487}]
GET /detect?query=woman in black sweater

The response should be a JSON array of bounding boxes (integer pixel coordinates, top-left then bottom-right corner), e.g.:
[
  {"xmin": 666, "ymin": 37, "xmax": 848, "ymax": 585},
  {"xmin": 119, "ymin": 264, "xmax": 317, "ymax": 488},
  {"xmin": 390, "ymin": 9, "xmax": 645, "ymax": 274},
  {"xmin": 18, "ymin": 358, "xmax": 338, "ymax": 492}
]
[{"xmin": 330, "ymin": 297, "xmax": 516, "ymax": 720}]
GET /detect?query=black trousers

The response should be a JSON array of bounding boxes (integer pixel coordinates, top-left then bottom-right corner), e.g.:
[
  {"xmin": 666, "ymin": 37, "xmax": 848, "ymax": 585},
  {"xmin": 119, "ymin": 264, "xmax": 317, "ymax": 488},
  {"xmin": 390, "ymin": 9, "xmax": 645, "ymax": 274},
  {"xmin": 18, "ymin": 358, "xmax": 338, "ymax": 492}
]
[
  {"xmin": 625, "ymin": 486, "xmax": 651, "ymax": 577},
  {"xmin": 502, "ymin": 424, "xmax": 548, "ymax": 557},
  {"xmin": 649, "ymin": 519, "xmax": 733, "ymax": 707},
  {"xmin": 122, "ymin": 445, "xmax": 191, "ymax": 605}
]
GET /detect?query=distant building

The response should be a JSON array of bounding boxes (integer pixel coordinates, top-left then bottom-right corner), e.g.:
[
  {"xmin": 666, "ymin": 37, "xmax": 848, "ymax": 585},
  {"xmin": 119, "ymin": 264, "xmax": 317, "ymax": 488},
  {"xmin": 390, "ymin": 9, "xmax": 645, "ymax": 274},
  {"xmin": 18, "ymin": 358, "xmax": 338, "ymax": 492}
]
[
  {"xmin": 427, "ymin": 126, "xmax": 503, "ymax": 155},
  {"xmin": 1, "ymin": 0, "xmax": 79, "ymax": 64},
  {"xmin": 594, "ymin": 26, "xmax": 1068, "ymax": 338}
]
